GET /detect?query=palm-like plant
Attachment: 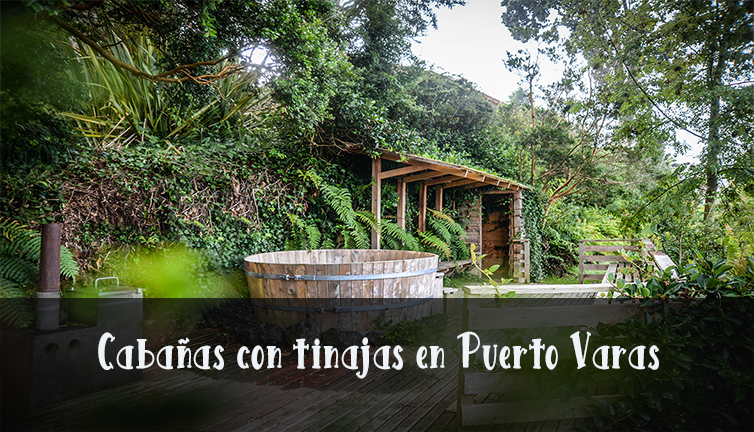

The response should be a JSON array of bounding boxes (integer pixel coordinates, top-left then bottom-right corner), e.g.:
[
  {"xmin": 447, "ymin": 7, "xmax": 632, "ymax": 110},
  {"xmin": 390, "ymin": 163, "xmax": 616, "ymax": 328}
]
[{"xmin": 59, "ymin": 28, "xmax": 273, "ymax": 145}]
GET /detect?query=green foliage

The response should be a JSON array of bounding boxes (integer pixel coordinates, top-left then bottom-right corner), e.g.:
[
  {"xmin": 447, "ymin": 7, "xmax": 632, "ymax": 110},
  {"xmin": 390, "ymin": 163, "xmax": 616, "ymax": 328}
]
[
  {"xmin": 375, "ymin": 313, "xmax": 448, "ymax": 345},
  {"xmin": 380, "ymin": 218, "xmax": 422, "ymax": 252},
  {"xmin": 607, "ymin": 255, "xmax": 754, "ymax": 300},
  {"xmin": 502, "ymin": 0, "xmax": 754, "ymax": 219},
  {"xmin": 60, "ymin": 30, "xmax": 274, "ymax": 142},
  {"xmin": 623, "ymin": 165, "xmax": 728, "ymax": 265},
  {"xmin": 0, "ymin": 3, "xmax": 82, "ymax": 168},
  {"xmin": 83, "ymin": 244, "xmax": 235, "ymax": 298},
  {"xmin": 426, "ymin": 209, "xmax": 469, "ymax": 260},
  {"xmin": 285, "ymin": 213, "xmax": 325, "ymax": 251},
  {"xmin": 545, "ymin": 202, "xmax": 624, "ymax": 276},
  {"xmin": 287, "ymin": 175, "xmax": 464, "ymax": 258},
  {"xmin": 469, "ymin": 244, "xmax": 514, "ymax": 301},
  {"xmin": 0, "ymin": 218, "xmax": 79, "ymax": 328},
  {"xmin": 583, "ymin": 298, "xmax": 753, "ymax": 431},
  {"xmin": 522, "ymin": 189, "xmax": 546, "ymax": 282}
]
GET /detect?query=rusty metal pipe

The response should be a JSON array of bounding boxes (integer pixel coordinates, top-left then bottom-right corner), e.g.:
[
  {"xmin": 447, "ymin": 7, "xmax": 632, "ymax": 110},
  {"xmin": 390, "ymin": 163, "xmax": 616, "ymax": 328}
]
[{"xmin": 36, "ymin": 224, "xmax": 61, "ymax": 330}]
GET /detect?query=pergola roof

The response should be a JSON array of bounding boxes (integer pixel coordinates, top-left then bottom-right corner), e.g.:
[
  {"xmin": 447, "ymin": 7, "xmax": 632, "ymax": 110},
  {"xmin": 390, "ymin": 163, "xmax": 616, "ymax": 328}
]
[
  {"xmin": 369, "ymin": 148, "xmax": 529, "ymax": 191},
  {"xmin": 355, "ymin": 147, "xmax": 528, "ymax": 249}
]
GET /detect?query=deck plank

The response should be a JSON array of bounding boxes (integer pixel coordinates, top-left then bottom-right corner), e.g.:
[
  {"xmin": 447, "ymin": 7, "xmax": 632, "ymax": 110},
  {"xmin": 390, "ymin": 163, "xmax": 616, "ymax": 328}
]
[{"xmin": 16, "ymin": 292, "xmax": 601, "ymax": 432}]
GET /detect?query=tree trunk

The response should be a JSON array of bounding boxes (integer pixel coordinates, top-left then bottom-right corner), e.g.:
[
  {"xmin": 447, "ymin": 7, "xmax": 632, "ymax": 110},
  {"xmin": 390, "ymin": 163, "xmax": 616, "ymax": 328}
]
[
  {"xmin": 529, "ymin": 77, "xmax": 536, "ymax": 184},
  {"xmin": 703, "ymin": 39, "xmax": 726, "ymax": 222}
]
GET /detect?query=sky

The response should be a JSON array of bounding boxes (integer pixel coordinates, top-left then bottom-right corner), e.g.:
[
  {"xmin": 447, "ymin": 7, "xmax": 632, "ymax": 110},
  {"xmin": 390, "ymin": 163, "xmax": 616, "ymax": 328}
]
[{"xmin": 410, "ymin": 1, "xmax": 702, "ymax": 164}]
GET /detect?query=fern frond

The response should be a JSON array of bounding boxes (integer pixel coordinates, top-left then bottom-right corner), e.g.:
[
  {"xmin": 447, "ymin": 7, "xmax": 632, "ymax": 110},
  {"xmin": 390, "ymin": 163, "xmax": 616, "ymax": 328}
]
[
  {"xmin": 1, "ymin": 219, "xmax": 42, "ymax": 263},
  {"xmin": 305, "ymin": 224, "xmax": 322, "ymax": 250},
  {"xmin": 0, "ymin": 218, "xmax": 80, "ymax": 287},
  {"xmin": 383, "ymin": 235, "xmax": 401, "ymax": 250},
  {"xmin": 0, "ymin": 255, "xmax": 38, "ymax": 287},
  {"xmin": 428, "ymin": 216, "xmax": 453, "ymax": 244},
  {"xmin": 417, "ymin": 231, "xmax": 452, "ymax": 260},
  {"xmin": 343, "ymin": 230, "xmax": 356, "ymax": 249},
  {"xmin": 286, "ymin": 213, "xmax": 322, "ymax": 251},
  {"xmin": 0, "ymin": 277, "xmax": 34, "ymax": 328},
  {"xmin": 321, "ymin": 237, "xmax": 335, "ymax": 250},
  {"xmin": 355, "ymin": 210, "xmax": 380, "ymax": 234},
  {"xmin": 428, "ymin": 209, "xmax": 466, "ymax": 238},
  {"xmin": 380, "ymin": 219, "xmax": 421, "ymax": 251},
  {"xmin": 351, "ymin": 225, "xmax": 371, "ymax": 249},
  {"xmin": 321, "ymin": 184, "xmax": 360, "ymax": 231},
  {"xmin": 428, "ymin": 209, "xmax": 455, "ymax": 224},
  {"xmin": 452, "ymin": 236, "xmax": 471, "ymax": 260},
  {"xmin": 61, "ymin": 247, "xmax": 78, "ymax": 284}
]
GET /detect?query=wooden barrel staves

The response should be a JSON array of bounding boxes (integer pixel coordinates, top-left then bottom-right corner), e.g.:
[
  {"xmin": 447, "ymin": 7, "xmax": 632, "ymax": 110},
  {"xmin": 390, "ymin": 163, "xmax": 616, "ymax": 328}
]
[{"xmin": 244, "ymin": 250, "xmax": 440, "ymax": 332}]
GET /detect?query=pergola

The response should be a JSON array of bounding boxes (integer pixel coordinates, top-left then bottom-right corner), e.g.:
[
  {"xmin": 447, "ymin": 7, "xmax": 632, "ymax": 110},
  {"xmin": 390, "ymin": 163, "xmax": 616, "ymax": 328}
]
[{"xmin": 360, "ymin": 148, "xmax": 531, "ymax": 281}]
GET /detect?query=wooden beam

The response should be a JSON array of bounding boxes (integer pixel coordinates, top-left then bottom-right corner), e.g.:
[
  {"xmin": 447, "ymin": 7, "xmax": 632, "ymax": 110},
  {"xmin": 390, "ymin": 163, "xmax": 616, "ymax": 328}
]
[
  {"xmin": 481, "ymin": 189, "xmax": 514, "ymax": 194},
  {"xmin": 397, "ymin": 178, "xmax": 406, "ymax": 229},
  {"xmin": 467, "ymin": 302, "xmax": 649, "ymax": 330},
  {"xmin": 371, "ymin": 157, "xmax": 381, "ymax": 249},
  {"xmin": 379, "ymin": 164, "xmax": 430, "ymax": 179},
  {"xmin": 441, "ymin": 178, "xmax": 478, "ymax": 189},
  {"xmin": 425, "ymin": 174, "xmax": 461, "ymax": 187},
  {"xmin": 435, "ymin": 187, "xmax": 443, "ymax": 212},
  {"xmin": 474, "ymin": 182, "xmax": 511, "ymax": 190},
  {"xmin": 355, "ymin": 147, "xmax": 530, "ymax": 190},
  {"xmin": 418, "ymin": 181, "xmax": 427, "ymax": 232},
  {"xmin": 403, "ymin": 170, "xmax": 448, "ymax": 183}
]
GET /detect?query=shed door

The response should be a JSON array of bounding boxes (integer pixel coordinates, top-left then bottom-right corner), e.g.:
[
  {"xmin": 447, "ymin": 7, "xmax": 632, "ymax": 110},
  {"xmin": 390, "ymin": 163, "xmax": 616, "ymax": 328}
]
[{"xmin": 482, "ymin": 194, "xmax": 512, "ymax": 276}]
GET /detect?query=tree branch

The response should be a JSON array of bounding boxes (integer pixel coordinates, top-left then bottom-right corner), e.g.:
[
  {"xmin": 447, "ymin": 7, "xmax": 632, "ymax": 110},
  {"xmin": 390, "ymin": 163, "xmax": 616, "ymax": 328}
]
[
  {"xmin": 50, "ymin": 15, "xmax": 241, "ymax": 84},
  {"xmin": 600, "ymin": 18, "xmax": 705, "ymax": 140}
]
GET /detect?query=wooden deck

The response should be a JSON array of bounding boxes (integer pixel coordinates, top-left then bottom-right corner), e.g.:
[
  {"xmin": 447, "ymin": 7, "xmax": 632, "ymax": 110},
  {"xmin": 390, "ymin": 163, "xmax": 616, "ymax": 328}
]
[{"xmin": 16, "ymin": 291, "xmax": 609, "ymax": 432}]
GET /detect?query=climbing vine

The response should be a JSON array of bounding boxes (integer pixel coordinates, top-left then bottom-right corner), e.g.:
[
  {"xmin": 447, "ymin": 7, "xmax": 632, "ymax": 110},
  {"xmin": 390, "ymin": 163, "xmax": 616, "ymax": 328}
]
[{"xmin": 522, "ymin": 189, "xmax": 546, "ymax": 282}]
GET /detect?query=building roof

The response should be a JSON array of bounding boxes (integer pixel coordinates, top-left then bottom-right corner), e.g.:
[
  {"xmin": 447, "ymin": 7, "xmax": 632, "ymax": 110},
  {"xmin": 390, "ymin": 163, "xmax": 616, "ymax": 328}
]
[{"xmin": 367, "ymin": 148, "xmax": 529, "ymax": 191}]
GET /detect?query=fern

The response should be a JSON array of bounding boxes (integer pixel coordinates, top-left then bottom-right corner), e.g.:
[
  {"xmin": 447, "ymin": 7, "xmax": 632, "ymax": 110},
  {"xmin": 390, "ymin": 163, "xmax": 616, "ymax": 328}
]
[
  {"xmin": 381, "ymin": 219, "xmax": 422, "ymax": 251},
  {"xmin": 321, "ymin": 237, "xmax": 335, "ymax": 249},
  {"xmin": 319, "ymin": 184, "xmax": 373, "ymax": 249},
  {"xmin": 291, "ymin": 177, "xmax": 466, "ymax": 261},
  {"xmin": 321, "ymin": 184, "xmax": 361, "ymax": 232},
  {"xmin": 286, "ymin": 213, "xmax": 323, "ymax": 251},
  {"xmin": 418, "ymin": 231, "xmax": 453, "ymax": 260},
  {"xmin": 426, "ymin": 209, "xmax": 469, "ymax": 260},
  {"xmin": 0, "ymin": 218, "xmax": 80, "ymax": 328},
  {"xmin": 428, "ymin": 215, "xmax": 453, "ymax": 244},
  {"xmin": 429, "ymin": 209, "xmax": 467, "ymax": 238},
  {"xmin": 724, "ymin": 225, "xmax": 754, "ymax": 276}
]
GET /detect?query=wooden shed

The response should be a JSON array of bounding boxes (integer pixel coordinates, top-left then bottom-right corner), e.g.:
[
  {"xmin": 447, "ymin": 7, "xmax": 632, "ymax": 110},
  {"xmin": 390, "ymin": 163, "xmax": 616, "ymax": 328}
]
[{"xmin": 358, "ymin": 148, "xmax": 531, "ymax": 282}]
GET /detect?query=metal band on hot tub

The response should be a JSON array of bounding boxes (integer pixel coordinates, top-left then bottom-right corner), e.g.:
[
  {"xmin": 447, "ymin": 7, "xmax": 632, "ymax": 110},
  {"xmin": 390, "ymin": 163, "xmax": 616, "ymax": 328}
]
[
  {"xmin": 244, "ymin": 266, "xmax": 438, "ymax": 281},
  {"xmin": 248, "ymin": 296, "xmax": 434, "ymax": 314}
]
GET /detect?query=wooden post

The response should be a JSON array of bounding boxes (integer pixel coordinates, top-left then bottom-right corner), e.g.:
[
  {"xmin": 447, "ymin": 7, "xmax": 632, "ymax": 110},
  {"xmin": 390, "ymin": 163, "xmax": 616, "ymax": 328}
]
[
  {"xmin": 371, "ymin": 157, "xmax": 382, "ymax": 249},
  {"xmin": 523, "ymin": 239, "xmax": 530, "ymax": 283},
  {"xmin": 37, "ymin": 224, "xmax": 61, "ymax": 331},
  {"xmin": 397, "ymin": 178, "xmax": 406, "ymax": 230},
  {"xmin": 418, "ymin": 181, "xmax": 427, "ymax": 232},
  {"xmin": 435, "ymin": 187, "xmax": 443, "ymax": 212},
  {"xmin": 511, "ymin": 189, "xmax": 524, "ymax": 281},
  {"xmin": 578, "ymin": 240, "xmax": 585, "ymax": 284},
  {"xmin": 456, "ymin": 293, "xmax": 474, "ymax": 430}
]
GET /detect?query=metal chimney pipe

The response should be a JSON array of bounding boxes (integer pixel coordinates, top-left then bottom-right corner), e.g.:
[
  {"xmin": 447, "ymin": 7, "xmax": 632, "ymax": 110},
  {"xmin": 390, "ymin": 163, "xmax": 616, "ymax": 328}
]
[{"xmin": 36, "ymin": 224, "xmax": 61, "ymax": 331}]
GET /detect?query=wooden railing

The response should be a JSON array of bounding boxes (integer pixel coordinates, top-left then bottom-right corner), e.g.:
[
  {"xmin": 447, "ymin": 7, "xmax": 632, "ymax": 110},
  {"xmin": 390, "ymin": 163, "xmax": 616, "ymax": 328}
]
[
  {"xmin": 578, "ymin": 239, "xmax": 676, "ymax": 284},
  {"xmin": 510, "ymin": 238, "xmax": 530, "ymax": 283},
  {"xmin": 456, "ymin": 295, "xmax": 655, "ymax": 428}
]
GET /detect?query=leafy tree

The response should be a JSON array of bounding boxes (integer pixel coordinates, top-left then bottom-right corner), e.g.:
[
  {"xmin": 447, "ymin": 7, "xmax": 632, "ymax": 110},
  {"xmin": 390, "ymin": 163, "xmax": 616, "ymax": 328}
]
[
  {"xmin": 21, "ymin": 0, "xmax": 356, "ymax": 140},
  {"xmin": 0, "ymin": 3, "xmax": 83, "ymax": 167},
  {"xmin": 501, "ymin": 0, "xmax": 754, "ymax": 221}
]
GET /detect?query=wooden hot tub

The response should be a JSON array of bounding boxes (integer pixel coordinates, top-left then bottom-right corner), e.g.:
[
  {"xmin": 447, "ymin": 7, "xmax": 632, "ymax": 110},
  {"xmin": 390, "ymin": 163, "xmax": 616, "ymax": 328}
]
[{"xmin": 244, "ymin": 249, "xmax": 440, "ymax": 332}]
